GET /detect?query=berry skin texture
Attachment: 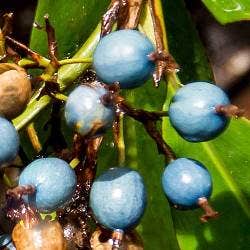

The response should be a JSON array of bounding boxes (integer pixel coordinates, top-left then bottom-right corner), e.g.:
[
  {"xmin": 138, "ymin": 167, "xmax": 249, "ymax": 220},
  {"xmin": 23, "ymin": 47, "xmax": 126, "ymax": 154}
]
[
  {"xmin": 12, "ymin": 221, "xmax": 66, "ymax": 250},
  {"xmin": 0, "ymin": 63, "xmax": 31, "ymax": 119},
  {"xmin": 64, "ymin": 84, "xmax": 114, "ymax": 137},
  {"xmin": 90, "ymin": 167, "xmax": 147, "ymax": 231},
  {"xmin": 169, "ymin": 81, "xmax": 230, "ymax": 142},
  {"xmin": 162, "ymin": 158, "xmax": 212, "ymax": 209},
  {"xmin": 93, "ymin": 30, "xmax": 155, "ymax": 89},
  {"xmin": 19, "ymin": 158, "xmax": 77, "ymax": 212},
  {"xmin": 0, "ymin": 116, "xmax": 19, "ymax": 166}
]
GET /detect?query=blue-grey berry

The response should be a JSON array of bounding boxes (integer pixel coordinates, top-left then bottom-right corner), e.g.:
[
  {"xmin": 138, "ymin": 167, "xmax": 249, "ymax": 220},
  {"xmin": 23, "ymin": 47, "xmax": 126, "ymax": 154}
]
[
  {"xmin": 19, "ymin": 157, "xmax": 77, "ymax": 212},
  {"xmin": 90, "ymin": 167, "xmax": 147, "ymax": 230},
  {"xmin": 162, "ymin": 158, "xmax": 212, "ymax": 209},
  {"xmin": 93, "ymin": 30, "xmax": 155, "ymax": 89},
  {"xmin": 65, "ymin": 84, "xmax": 114, "ymax": 137},
  {"xmin": 0, "ymin": 116, "xmax": 19, "ymax": 167},
  {"xmin": 169, "ymin": 81, "xmax": 230, "ymax": 142}
]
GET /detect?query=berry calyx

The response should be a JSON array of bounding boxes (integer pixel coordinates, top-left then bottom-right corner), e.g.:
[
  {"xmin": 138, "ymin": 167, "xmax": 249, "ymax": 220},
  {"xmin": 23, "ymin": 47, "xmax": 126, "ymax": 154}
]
[
  {"xmin": 93, "ymin": 29, "xmax": 155, "ymax": 89},
  {"xmin": 64, "ymin": 83, "xmax": 115, "ymax": 137},
  {"xmin": 169, "ymin": 81, "xmax": 230, "ymax": 142},
  {"xmin": 0, "ymin": 116, "xmax": 19, "ymax": 167},
  {"xmin": 19, "ymin": 158, "xmax": 77, "ymax": 212},
  {"xmin": 90, "ymin": 167, "xmax": 147, "ymax": 231}
]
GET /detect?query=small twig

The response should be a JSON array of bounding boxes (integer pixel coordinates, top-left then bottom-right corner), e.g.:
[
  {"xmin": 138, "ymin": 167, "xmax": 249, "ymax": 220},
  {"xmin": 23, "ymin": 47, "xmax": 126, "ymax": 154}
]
[
  {"xmin": 59, "ymin": 57, "xmax": 93, "ymax": 65},
  {"xmin": 122, "ymin": 104, "xmax": 176, "ymax": 162},
  {"xmin": 5, "ymin": 35, "xmax": 48, "ymax": 66},
  {"xmin": 215, "ymin": 104, "xmax": 244, "ymax": 118},
  {"xmin": 148, "ymin": 0, "xmax": 179, "ymax": 86},
  {"xmin": 113, "ymin": 112, "xmax": 126, "ymax": 166},
  {"xmin": 198, "ymin": 197, "xmax": 219, "ymax": 223},
  {"xmin": 6, "ymin": 185, "xmax": 35, "ymax": 200},
  {"xmin": 6, "ymin": 184, "xmax": 40, "ymax": 228},
  {"xmin": 101, "ymin": 0, "xmax": 128, "ymax": 37},
  {"xmin": 26, "ymin": 122, "xmax": 42, "ymax": 153},
  {"xmin": 102, "ymin": 84, "xmax": 175, "ymax": 162},
  {"xmin": 2, "ymin": 13, "xmax": 14, "ymax": 36},
  {"xmin": 44, "ymin": 14, "xmax": 60, "ymax": 68},
  {"xmin": 119, "ymin": 0, "xmax": 144, "ymax": 29},
  {"xmin": 112, "ymin": 229, "xmax": 124, "ymax": 250}
]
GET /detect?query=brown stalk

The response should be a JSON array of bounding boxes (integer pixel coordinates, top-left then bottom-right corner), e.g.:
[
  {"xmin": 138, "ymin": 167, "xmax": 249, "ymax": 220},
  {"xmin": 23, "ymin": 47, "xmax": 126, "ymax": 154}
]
[{"xmin": 44, "ymin": 14, "xmax": 60, "ymax": 68}]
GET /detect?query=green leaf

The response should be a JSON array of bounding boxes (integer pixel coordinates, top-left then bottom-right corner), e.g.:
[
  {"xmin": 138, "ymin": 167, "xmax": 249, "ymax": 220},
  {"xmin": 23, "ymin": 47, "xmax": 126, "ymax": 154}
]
[
  {"xmin": 202, "ymin": 0, "xmax": 250, "ymax": 24},
  {"xmin": 30, "ymin": 0, "xmax": 109, "ymax": 58}
]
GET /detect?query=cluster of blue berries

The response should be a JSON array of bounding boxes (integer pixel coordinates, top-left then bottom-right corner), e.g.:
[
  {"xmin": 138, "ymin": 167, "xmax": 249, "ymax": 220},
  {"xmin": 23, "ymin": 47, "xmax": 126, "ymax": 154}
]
[
  {"xmin": 62, "ymin": 29, "xmax": 231, "ymax": 243},
  {"xmin": 0, "ymin": 29, "xmax": 233, "ymax": 249}
]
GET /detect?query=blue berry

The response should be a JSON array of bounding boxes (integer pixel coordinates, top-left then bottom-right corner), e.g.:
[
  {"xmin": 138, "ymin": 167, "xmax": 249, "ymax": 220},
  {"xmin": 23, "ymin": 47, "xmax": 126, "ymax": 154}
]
[
  {"xmin": 93, "ymin": 30, "xmax": 155, "ymax": 89},
  {"xmin": 65, "ymin": 84, "xmax": 114, "ymax": 137},
  {"xmin": 90, "ymin": 167, "xmax": 147, "ymax": 230},
  {"xmin": 0, "ymin": 234, "xmax": 13, "ymax": 249},
  {"xmin": 19, "ymin": 158, "xmax": 77, "ymax": 212},
  {"xmin": 169, "ymin": 81, "xmax": 230, "ymax": 142},
  {"xmin": 0, "ymin": 117, "xmax": 19, "ymax": 166},
  {"xmin": 162, "ymin": 158, "xmax": 212, "ymax": 209}
]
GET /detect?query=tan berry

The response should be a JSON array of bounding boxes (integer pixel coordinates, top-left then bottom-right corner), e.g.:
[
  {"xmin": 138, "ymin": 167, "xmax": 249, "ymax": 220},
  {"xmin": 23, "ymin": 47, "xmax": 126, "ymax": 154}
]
[{"xmin": 0, "ymin": 63, "xmax": 31, "ymax": 119}]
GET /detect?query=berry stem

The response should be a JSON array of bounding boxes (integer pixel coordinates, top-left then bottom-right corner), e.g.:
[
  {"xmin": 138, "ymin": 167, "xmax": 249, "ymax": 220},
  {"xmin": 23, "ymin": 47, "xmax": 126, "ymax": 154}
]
[
  {"xmin": 113, "ymin": 112, "xmax": 126, "ymax": 166},
  {"xmin": 58, "ymin": 57, "xmax": 93, "ymax": 65},
  {"xmin": 112, "ymin": 229, "xmax": 124, "ymax": 250},
  {"xmin": 215, "ymin": 104, "xmax": 244, "ymax": 118},
  {"xmin": 117, "ymin": 101, "xmax": 176, "ymax": 162},
  {"xmin": 102, "ymin": 85, "xmax": 175, "ymax": 162},
  {"xmin": 5, "ymin": 36, "xmax": 49, "ymax": 67},
  {"xmin": 26, "ymin": 122, "xmax": 42, "ymax": 153},
  {"xmin": 50, "ymin": 92, "xmax": 68, "ymax": 102},
  {"xmin": 101, "ymin": 0, "xmax": 125, "ymax": 37},
  {"xmin": 147, "ymin": 0, "xmax": 179, "ymax": 86},
  {"xmin": 119, "ymin": 0, "xmax": 144, "ymax": 29},
  {"xmin": 69, "ymin": 157, "xmax": 80, "ymax": 169},
  {"xmin": 44, "ymin": 14, "xmax": 60, "ymax": 68},
  {"xmin": 198, "ymin": 197, "xmax": 219, "ymax": 223}
]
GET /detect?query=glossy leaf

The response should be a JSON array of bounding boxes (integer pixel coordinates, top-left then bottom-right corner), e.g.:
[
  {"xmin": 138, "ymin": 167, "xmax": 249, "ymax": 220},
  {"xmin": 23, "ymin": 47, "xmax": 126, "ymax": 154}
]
[
  {"xmin": 202, "ymin": 0, "xmax": 250, "ymax": 24},
  {"xmin": 30, "ymin": 0, "xmax": 109, "ymax": 58}
]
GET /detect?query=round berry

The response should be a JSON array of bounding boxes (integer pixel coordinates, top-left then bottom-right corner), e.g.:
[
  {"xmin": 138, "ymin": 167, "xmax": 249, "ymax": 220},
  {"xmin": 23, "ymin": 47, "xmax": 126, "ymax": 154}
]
[
  {"xmin": 19, "ymin": 158, "xmax": 77, "ymax": 212},
  {"xmin": 64, "ymin": 84, "xmax": 114, "ymax": 137},
  {"xmin": 162, "ymin": 158, "xmax": 212, "ymax": 209},
  {"xmin": 0, "ymin": 117, "xmax": 19, "ymax": 167},
  {"xmin": 93, "ymin": 30, "xmax": 155, "ymax": 89},
  {"xmin": 90, "ymin": 167, "xmax": 147, "ymax": 230},
  {"xmin": 169, "ymin": 81, "xmax": 230, "ymax": 142},
  {"xmin": 0, "ymin": 63, "xmax": 31, "ymax": 119},
  {"xmin": 12, "ymin": 221, "xmax": 65, "ymax": 249}
]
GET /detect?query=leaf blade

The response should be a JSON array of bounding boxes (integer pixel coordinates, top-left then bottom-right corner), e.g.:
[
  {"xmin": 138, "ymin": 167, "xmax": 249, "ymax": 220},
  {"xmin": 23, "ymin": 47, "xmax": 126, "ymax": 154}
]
[{"xmin": 202, "ymin": 0, "xmax": 250, "ymax": 24}]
